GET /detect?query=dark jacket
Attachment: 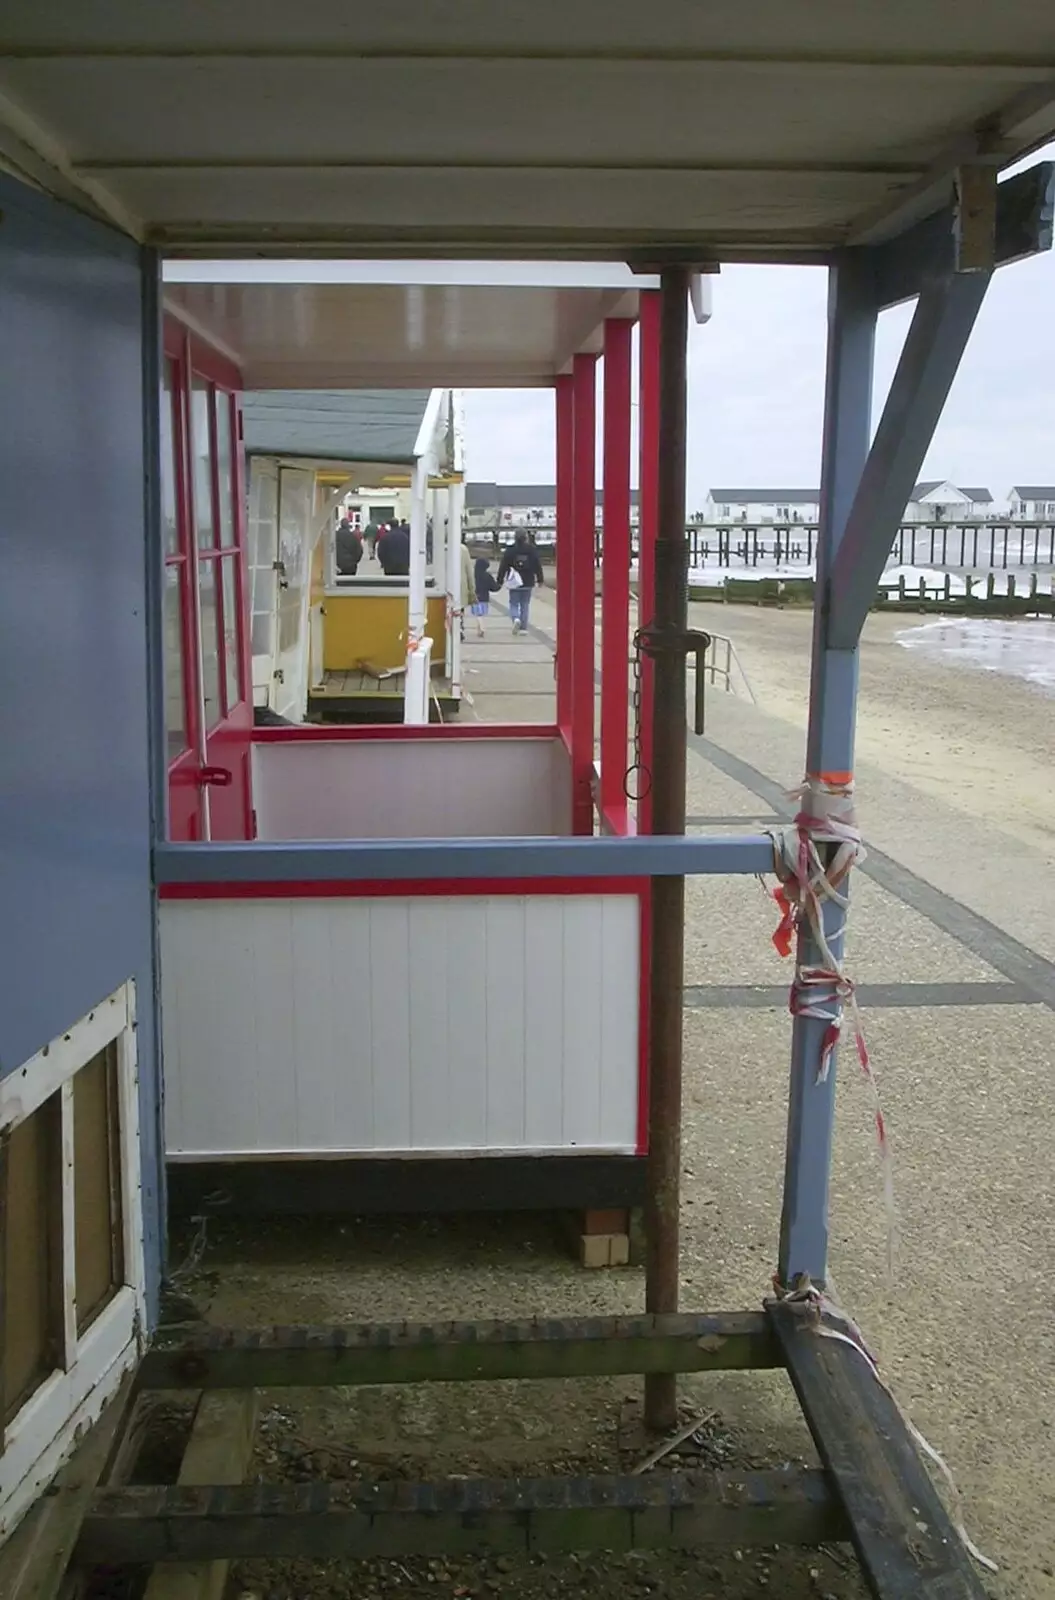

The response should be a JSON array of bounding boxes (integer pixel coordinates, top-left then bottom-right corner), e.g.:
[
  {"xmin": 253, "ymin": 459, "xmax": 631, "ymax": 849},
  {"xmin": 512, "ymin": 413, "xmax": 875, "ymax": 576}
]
[
  {"xmin": 497, "ymin": 540, "xmax": 544, "ymax": 589},
  {"xmin": 377, "ymin": 523, "xmax": 411, "ymax": 576},
  {"xmin": 474, "ymin": 556, "xmax": 498, "ymax": 601},
  {"xmin": 335, "ymin": 521, "xmax": 363, "ymax": 575}
]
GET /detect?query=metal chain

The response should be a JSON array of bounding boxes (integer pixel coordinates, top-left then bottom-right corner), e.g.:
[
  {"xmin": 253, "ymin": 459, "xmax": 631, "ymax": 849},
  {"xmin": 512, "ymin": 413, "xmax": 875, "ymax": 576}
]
[{"xmin": 623, "ymin": 631, "xmax": 652, "ymax": 801}]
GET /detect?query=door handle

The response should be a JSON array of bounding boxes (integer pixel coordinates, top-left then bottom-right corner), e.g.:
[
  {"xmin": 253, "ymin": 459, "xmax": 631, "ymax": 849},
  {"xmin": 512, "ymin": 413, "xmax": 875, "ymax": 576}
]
[{"xmin": 198, "ymin": 765, "xmax": 233, "ymax": 788}]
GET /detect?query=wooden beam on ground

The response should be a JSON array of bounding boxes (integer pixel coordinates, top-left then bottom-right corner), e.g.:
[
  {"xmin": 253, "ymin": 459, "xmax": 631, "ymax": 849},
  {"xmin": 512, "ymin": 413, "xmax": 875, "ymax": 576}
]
[
  {"xmin": 101, "ymin": 1392, "xmax": 167, "ymax": 1491},
  {"xmin": 768, "ymin": 1301, "xmax": 988, "ymax": 1600},
  {"xmin": 0, "ymin": 1374, "xmax": 133, "ymax": 1600},
  {"xmin": 78, "ymin": 1467, "xmax": 845, "ymax": 1564},
  {"xmin": 138, "ymin": 1311, "xmax": 778, "ymax": 1392},
  {"xmin": 143, "ymin": 1391, "xmax": 258, "ymax": 1600}
]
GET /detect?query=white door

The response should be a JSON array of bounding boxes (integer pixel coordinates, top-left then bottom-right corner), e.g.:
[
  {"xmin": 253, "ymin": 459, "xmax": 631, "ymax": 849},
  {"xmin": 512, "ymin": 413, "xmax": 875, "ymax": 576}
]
[
  {"xmin": 273, "ymin": 467, "xmax": 316, "ymax": 721},
  {"xmin": 247, "ymin": 459, "xmax": 279, "ymax": 707}
]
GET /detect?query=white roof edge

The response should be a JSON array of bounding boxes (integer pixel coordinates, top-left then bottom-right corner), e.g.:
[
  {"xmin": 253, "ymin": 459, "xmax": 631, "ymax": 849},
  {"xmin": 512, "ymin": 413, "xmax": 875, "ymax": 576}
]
[
  {"xmin": 162, "ymin": 259, "xmax": 662, "ymax": 291},
  {"xmin": 414, "ymin": 388, "xmax": 447, "ymax": 463}
]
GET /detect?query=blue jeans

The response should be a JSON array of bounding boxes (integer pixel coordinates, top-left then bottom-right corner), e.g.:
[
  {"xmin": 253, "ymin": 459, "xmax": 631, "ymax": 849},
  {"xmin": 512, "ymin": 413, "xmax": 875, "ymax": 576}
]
[{"xmin": 508, "ymin": 585, "xmax": 532, "ymax": 629}]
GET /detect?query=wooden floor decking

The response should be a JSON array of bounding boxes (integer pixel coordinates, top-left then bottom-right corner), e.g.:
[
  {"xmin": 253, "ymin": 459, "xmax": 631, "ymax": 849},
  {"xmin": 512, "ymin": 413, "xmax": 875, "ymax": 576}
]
[
  {"xmin": 307, "ymin": 669, "xmax": 459, "ymax": 723},
  {"xmin": 313, "ymin": 668, "xmax": 410, "ymax": 698}
]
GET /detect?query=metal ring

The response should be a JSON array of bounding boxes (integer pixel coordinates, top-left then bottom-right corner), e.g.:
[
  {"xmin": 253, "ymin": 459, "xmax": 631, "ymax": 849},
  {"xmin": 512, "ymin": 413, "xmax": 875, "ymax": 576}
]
[{"xmin": 622, "ymin": 763, "xmax": 653, "ymax": 802}]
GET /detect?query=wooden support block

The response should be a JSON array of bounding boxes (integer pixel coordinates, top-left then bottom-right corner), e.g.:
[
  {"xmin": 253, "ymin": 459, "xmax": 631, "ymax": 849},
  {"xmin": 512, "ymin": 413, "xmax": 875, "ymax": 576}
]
[
  {"xmin": 573, "ymin": 1210, "xmax": 631, "ymax": 1268},
  {"xmin": 579, "ymin": 1234, "xmax": 614, "ymax": 1269},
  {"xmin": 0, "ymin": 1373, "xmax": 133, "ymax": 1600},
  {"xmin": 608, "ymin": 1233, "xmax": 631, "ymax": 1267},
  {"xmin": 579, "ymin": 1232, "xmax": 631, "ymax": 1269},
  {"xmin": 143, "ymin": 1391, "xmax": 258, "ymax": 1600}
]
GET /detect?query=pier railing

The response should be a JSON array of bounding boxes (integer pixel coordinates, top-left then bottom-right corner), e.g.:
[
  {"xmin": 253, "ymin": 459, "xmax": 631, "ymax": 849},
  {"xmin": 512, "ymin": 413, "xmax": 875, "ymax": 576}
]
[{"xmin": 467, "ymin": 521, "xmax": 1055, "ymax": 573}]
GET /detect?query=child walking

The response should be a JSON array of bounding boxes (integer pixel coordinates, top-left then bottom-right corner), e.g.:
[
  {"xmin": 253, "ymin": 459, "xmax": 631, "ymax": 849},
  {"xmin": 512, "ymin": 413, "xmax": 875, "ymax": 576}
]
[{"xmin": 471, "ymin": 554, "xmax": 498, "ymax": 638}]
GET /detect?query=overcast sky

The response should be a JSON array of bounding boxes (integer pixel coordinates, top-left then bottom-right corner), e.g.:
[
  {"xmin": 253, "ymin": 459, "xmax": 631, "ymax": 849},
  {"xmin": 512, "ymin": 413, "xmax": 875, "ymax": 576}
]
[{"xmin": 464, "ymin": 150, "xmax": 1055, "ymax": 511}]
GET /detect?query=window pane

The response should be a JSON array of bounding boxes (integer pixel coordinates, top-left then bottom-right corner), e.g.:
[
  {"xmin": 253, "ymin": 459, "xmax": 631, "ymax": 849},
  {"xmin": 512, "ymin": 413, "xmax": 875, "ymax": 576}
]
[
  {"xmin": 4, "ymin": 1095, "xmax": 62, "ymax": 1424},
  {"xmin": 164, "ymin": 563, "xmax": 187, "ymax": 760},
  {"xmin": 221, "ymin": 556, "xmax": 242, "ymax": 712},
  {"xmin": 73, "ymin": 1043, "xmax": 124, "ymax": 1336},
  {"xmin": 199, "ymin": 559, "xmax": 222, "ymax": 730},
  {"xmin": 215, "ymin": 392, "xmax": 235, "ymax": 548},
  {"xmin": 248, "ymin": 463, "xmax": 278, "ymax": 702},
  {"xmin": 160, "ymin": 362, "xmax": 180, "ymax": 557},
  {"xmin": 191, "ymin": 378, "xmax": 215, "ymax": 549}
]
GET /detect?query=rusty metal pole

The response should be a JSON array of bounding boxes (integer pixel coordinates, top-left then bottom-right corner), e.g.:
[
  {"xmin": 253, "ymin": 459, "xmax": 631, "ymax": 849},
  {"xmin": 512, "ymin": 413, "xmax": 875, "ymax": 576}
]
[{"xmin": 644, "ymin": 267, "xmax": 690, "ymax": 1433}]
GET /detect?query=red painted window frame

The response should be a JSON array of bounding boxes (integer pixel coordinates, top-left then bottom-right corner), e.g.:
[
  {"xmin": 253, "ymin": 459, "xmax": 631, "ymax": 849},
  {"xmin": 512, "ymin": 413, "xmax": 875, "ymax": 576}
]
[
  {"xmin": 162, "ymin": 325, "xmax": 198, "ymax": 764},
  {"xmin": 163, "ymin": 319, "xmax": 253, "ymax": 840},
  {"xmin": 184, "ymin": 334, "xmax": 248, "ymax": 729},
  {"xmin": 163, "ymin": 326, "xmax": 251, "ymax": 734}
]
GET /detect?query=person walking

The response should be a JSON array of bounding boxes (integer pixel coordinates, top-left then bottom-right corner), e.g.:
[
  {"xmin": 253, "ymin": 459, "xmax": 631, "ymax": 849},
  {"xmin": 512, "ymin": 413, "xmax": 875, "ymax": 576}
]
[
  {"xmin": 470, "ymin": 551, "xmax": 498, "ymax": 639},
  {"xmin": 335, "ymin": 515, "xmax": 363, "ymax": 576},
  {"xmin": 377, "ymin": 519, "xmax": 410, "ymax": 576},
  {"xmin": 363, "ymin": 518, "xmax": 380, "ymax": 560},
  {"xmin": 496, "ymin": 529, "xmax": 544, "ymax": 633},
  {"xmin": 459, "ymin": 537, "xmax": 476, "ymax": 642}
]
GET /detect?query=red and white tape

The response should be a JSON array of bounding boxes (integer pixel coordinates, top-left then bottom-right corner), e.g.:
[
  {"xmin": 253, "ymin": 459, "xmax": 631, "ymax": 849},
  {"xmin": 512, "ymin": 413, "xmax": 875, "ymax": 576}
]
[
  {"xmin": 766, "ymin": 777, "xmax": 895, "ymax": 1274},
  {"xmin": 771, "ymin": 1279, "xmax": 997, "ymax": 1574}
]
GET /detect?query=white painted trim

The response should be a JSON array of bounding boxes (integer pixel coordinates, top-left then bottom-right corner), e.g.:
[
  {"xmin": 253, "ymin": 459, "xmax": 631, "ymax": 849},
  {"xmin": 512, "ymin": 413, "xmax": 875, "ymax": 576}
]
[
  {"xmin": 406, "ymin": 453, "xmax": 429, "ymax": 661},
  {"xmin": 161, "ymin": 297, "xmax": 244, "ymax": 370},
  {"xmin": 413, "ymin": 387, "xmax": 446, "ymax": 465},
  {"xmin": 117, "ymin": 986, "xmax": 148, "ymax": 1337},
  {"xmin": 447, "ymin": 479, "xmax": 466, "ymax": 700},
  {"xmin": 0, "ymin": 985, "xmax": 130, "ymax": 1130},
  {"xmin": 0, "ymin": 981, "xmax": 145, "ymax": 1542},
  {"xmin": 167, "ymin": 1143, "xmax": 636, "ymax": 1162},
  {"xmin": 0, "ymin": 85, "xmax": 143, "ymax": 241},
  {"xmin": 0, "ymin": 1297, "xmax": 138, "ymax": 1538},
  {"xmin": 164, "ymin": 261, "xmax": 661, "ymax": 291},
  {"xmin": 58, "ymin": 1082, "xmax": 78, "ymax": 1370}
]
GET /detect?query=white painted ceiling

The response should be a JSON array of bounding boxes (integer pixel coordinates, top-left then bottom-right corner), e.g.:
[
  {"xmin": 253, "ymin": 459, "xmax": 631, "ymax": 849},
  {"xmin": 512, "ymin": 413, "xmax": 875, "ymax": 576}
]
[
  {"xmin": 163, "ymin": 272, "xmax": 646, "ymax": 387},
  {"xmin": 2, "ymin": 2, "xmax": 1055, "ymax": 256}
]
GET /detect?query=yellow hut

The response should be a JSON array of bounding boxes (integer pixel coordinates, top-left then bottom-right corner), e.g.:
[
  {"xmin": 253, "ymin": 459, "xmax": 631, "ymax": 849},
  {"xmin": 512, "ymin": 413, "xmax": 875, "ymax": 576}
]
[{"xmin": 242, "ymin": 388, "xmax": 462, "ymax": 722}]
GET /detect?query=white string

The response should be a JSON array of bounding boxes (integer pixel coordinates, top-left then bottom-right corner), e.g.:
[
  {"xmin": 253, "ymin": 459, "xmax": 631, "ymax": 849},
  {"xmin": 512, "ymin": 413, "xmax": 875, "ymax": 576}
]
[
  {"xmin": 774, "ymin": 1282, "xmax": 997, "ymax": 1574},
  {"xmin": 766, "ymin": 779, "xmax": 896, "ymax": 1277}
]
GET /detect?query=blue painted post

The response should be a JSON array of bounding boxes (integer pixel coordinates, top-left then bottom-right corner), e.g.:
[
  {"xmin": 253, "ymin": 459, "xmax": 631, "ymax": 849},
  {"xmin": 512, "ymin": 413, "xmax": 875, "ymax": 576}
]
[
  {"xmin": 778, "ymin": 254, "xmax": 876, "ymax": 1289},
  {"xmin": 140, "ymin": 244, "xmax": 168, "ymax": 1315}
]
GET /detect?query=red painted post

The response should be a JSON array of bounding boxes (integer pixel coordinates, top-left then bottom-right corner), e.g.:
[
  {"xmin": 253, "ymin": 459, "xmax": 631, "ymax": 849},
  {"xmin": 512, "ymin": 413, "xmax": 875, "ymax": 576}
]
[
  {"xmin": 555, "ymin": 374, "xmax": 574, "ymax": 742},
  {"xmin": 636, "ymin": 290, "xmax": 661, "ymax": 835},
  {"xmin": 570, "ymin": 352, "xmax": 598, "ymax": 834},
  {"xmin": 600, "ymin": 318, "xmax": 633, "ymax": 825}
]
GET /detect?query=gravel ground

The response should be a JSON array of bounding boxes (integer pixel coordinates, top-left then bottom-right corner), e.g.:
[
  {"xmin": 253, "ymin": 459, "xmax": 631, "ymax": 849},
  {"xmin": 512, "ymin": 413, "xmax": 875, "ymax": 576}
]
[
  {"xmin": 167, "ymin": 1215, "xmax": 861, "ymax": 1600},
  {"xmin": 148, "ymin": 594, "xmax": 1054, "ymax": 1600}
]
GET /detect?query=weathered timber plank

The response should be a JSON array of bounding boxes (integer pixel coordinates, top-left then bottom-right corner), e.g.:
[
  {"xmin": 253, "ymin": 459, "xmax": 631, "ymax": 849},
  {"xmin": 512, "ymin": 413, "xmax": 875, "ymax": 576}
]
[
  {"xmin": 768, "ymin": 1301, "xmax": 987, "ymax": 1600},
  {"xmin": 77, "ymin": 1468, "xmax": 844, "ymax": 1564},
  {"xmin": 143, "ymin": 1391, "xmax": 259, "ymax": 1600},
  {"xmin": 101, "ymin": 1393, "xmax": 167, "ymax": 1490},
  {"xmin": 138, "ymin": 1312, "xmax": 778, "ymax": 1391},
  {"xmin": 0, "ymin": 1373, "xmax": 134, "ymax": 1599}
]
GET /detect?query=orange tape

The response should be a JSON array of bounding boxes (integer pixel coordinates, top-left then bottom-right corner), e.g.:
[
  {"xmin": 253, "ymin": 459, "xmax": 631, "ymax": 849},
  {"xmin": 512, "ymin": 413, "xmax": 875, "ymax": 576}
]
[{"xmin": 812, "ymin": 770, "xmax": 853, "ymax": 787}]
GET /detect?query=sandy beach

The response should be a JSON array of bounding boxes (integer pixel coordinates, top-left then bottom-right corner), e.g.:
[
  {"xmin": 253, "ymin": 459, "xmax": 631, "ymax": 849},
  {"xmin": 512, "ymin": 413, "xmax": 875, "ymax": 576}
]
[{"xmin": 700, "ymin": 603, "xmax": 1055, "ymax": 860}]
